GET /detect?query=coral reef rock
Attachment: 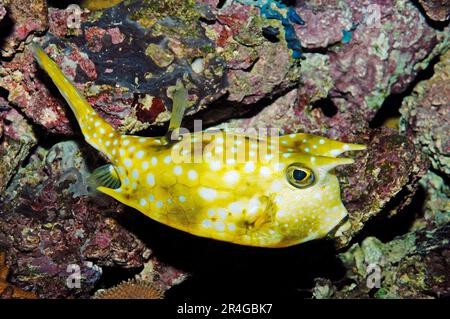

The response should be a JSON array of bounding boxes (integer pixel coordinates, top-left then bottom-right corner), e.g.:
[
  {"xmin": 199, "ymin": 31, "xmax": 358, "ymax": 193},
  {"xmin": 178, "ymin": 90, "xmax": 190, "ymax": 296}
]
[
  {"xmin": 417, "ymin": 0, "xmax": 450, "ymax": 22},
  {"xmin": 0, "ymin": 107, "xmax": 37, "ymax": 193},
  {"xmin": 400, "ymin": 49, "xmax": 450, "ymax": 177},
  {"xmin": 0, "ymin": 251, "xmax": 37, "ymax": 299},
  {"xmin": 314, "ymin": 223, "xmax": 450, "ymax": 298},
  {"xmin": 0, "ymin": 141, "xmax": 148, "ymax": 298},
  {"xmin": 290, "ymin": 0, "xmax": 449, "ymax": 137},
  {"xmin": 0, "ymin": 0, "xmax": 49, "ymax": 58},
  {"xmin": 335, "ymin": 128, "xmax": 430, "ymax": 248}
]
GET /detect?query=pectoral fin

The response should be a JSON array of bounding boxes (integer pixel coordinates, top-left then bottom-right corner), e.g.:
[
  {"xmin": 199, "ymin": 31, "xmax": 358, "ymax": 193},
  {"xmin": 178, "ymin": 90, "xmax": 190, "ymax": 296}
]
[{"xmin": 89, "ymin": 164, "xmax": 121, "ymax": 189}]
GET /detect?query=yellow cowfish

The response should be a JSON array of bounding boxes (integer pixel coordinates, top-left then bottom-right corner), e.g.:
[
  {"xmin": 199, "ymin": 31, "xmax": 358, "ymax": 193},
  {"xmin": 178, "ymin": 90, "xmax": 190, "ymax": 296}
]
[{"xmin": 32, "ymin": 43, "xmax": 366, "ymax": 248}]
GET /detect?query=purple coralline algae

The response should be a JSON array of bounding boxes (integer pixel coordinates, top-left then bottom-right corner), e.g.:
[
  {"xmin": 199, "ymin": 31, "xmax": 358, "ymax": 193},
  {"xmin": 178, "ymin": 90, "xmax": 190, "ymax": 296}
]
[
  {"xmin": 400, "ymin": 49, "xmax": 450, "ymax": 177},
  {"xmin": 0, "ymin": 0, "xmax": 49, "ymax": 58},
  {"xmin": 417, "ymin": 0, "xmax": 450, "ymax": 22}
]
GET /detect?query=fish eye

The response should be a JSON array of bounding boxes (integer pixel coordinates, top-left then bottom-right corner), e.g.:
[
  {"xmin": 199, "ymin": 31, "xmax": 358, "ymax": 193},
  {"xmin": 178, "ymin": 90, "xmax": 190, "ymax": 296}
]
[{"xmin": 286, "ymin": 164, "xmax": 315, "ymax": 188}]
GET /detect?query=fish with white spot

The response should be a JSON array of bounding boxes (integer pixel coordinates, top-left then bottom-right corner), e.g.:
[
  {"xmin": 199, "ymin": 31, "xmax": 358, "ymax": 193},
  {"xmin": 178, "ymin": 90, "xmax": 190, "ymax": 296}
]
[{"xmin": 33, "ymin": 43, "xmax": 366, "ymax": 248}]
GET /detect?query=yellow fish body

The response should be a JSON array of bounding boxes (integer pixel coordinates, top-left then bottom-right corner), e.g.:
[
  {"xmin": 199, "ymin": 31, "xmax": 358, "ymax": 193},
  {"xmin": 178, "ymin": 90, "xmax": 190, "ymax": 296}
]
[{"xmin": 33, "ymin": 44, "xmax": 366, "ymax": 248}]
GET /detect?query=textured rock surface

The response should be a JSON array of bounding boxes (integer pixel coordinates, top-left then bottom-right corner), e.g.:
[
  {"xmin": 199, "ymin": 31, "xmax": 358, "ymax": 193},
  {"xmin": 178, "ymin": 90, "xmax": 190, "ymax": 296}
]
[
  {"xmin": 0, "ymin": 141, "xmax": 149, "ymax": 298},
  {"xmin": 0, "ymin": 0, "xmax": 48, "ymax": 57},
  {"xmin": 400, "ymin": 49, "xmax": 450, "ymax": 177},
  {"xmin": 314, "ymin": 223, "xmax": 450, "ymax": 298},
  {"xmin": 418, "ymin": 0, "xmax": 450, "ymax": 21},
  {"xmin": 0, "ymin": 251, "xmax": 37, "ymax": 299},
  {"xmin": 0, "ymin": 107, "xmax": 36, "ymax": 193},
  {"xmin": 0, "ymin": 3, "xmax": 6, "ymax": 23},
  {"xmin": 336, "ymin": 128, "xmax": 430, "ymax": 248},
  {"xmin": 294, "ymin": 0, "xmax": 448, "ymax": 138}
]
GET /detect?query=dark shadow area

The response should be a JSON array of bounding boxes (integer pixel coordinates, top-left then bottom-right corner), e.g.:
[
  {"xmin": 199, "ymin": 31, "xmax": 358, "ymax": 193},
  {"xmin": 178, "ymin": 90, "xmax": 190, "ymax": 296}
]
[
  {"xmin": 410, "ymin": 0, "xmax": 449, "ymax": 31},
  {"xmin": 216, "ymin": 0, "xmax": 227, "ymax": 9},
  {"xmin": 48, "ymin": 0, "xmax": 82, "ymax": 9},
  {"xmin": 111, "ymin": 208, "xmax": 347, "ymax": 299},
  {"xmin": 0, "ymin": 13, "xmax": 14, "ymax": 54},
  {"xmin": 370, "ymin": 54, "xmax": 441, "ymax": 128},
  {"xmin": 311, "ymin": 98, "xmax": 338, "ymax": 118}
]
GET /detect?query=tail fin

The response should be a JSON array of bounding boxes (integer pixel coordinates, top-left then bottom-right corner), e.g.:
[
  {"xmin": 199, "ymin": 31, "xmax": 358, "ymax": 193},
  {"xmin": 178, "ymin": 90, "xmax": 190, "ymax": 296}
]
[{"xmin": 32, "ymin": 43, "xmax": 121, "ymax": 158}]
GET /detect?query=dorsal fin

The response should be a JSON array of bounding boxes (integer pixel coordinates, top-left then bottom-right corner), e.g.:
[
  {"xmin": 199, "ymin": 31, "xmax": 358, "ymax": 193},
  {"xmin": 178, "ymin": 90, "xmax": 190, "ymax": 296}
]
[{"xmin": 166, "ymin": 79, "xmax": 188, "ymax": 142}]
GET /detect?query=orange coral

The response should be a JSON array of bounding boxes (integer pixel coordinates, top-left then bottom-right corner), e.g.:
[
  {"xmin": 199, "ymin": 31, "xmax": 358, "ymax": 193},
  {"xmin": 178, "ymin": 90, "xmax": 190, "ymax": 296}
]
[
  {"xmin": 93, "ymin": 279, "xmax": 164, "ymax": 299},
  {"xmin": 0, "ymin": 252, "xmax": 37, "ymax": 299}
]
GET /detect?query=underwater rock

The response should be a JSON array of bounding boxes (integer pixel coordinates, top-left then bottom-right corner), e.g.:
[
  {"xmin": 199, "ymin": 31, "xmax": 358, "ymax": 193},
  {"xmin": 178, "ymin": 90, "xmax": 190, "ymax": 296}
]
[
  {"xmin": 417, "ymin": 171, "xmax": 450, "ymax": 228},
  {"xmin": 30, "ymin": 0, "xmax": 227, "ymax": 135},
  {"xmin": 400, "ymin": 49, "xmax": 450, "ymax": 177},
  {"xmin": 294, "ymin": 0, "xmax": 448, "ymax": 125},
  {"xmin": 0, "ymin": 0, "xmax": 48, "ymax": 58},
  {"xmin": 0, "ymin": 0, "xmax": 302, "ymax": 135},
  {"xmin": 136, "ymin": 256, "xmax": 188, "ymax": 293},
  {"xmin": 314, "ymin": 223, "xmax": 450, "ymax": 298},
  {"xmin": 417, "ymin": 0, "xmax": 450, "ymax": 22},
  {"xmin": 0, "ymin": 141, "xmax": 148, "ymax": 298},
  {"xmin": 0, "ymin": 107, "xmax": 36, "ymax": 193},
  {"xmin": 0, "ymin": 251, "xmax": 37, "ymax": 299},
  {"xmin": 206, "ymin": 1, "xmax": 301, "ymax": 105},
  {"xmin": 335, "ymin": 128, "xmax": 430, "ymax": 248},
  {"xmin": 0, "ymin": 3, "xmax": 6, "ymax": 23},
  {"xmin": 0, "ymin": 48, "xmax": 74, "ymax": 135}
]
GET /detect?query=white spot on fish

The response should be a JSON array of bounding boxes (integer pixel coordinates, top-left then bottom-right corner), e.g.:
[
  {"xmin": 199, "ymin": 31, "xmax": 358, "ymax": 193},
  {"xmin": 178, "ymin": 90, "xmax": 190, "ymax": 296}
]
[
  {"xmin": 224, "ymin": 171, "xmax": 239, "ymax": 184},
  {"xmin": 330, "ymin": 149, "xmax": 340, "ymax": 156},
  {"xmin": 244, "ymin": 161, "xmax": 255, "ymax": 173},
  {"xmin": 229, "ymin": 202, "xmax": 243, "ymax": 214},
  {"xmin": 139, "ymin": 198, "xmax": 147, "ymax": 206},
  {"xmin": 179, "ymin": 195, "xmax": 186, "ymax": 202},
  {"xmin": 132, "ymin": 169, "xmax": 139, "ymax": 179},
  {"xmin": 188, "ymin": 170, "xmax": 198, "ymax": 180},
  {"xmin": 124, "ymin": 158, "xmax": 132, "ymax": 167},
  {"xmin": 199, "ymin": 187, "xmax": 217, "ymax": 201},
  {"xmin": 136, "ymin": 151, "xmax": 146, "ymax": 159},
  {"xmin": 142, "ymin": 161, "xmax": 149, "ymax": 169},
  {"xmin": 214, "ymin": 221, "xmax": 225, "ymax": 231},
  {"xmin": 260, "ymin": 166, "xmax": 271, "ymax": 176},
  {"xmin": 164, "ymin": 155, "xmax": 172, "ymax": 164},
  {"xmin": 202, "ymin": 219, "xmax": 212, "ymax": 228},
  {"xmin": 146, "ymin": 174, "xmax": 155, "ymax": 186},
  {"xmin": 151, "ymin": 157, "xmax": 157, "ymax": 166},
  {"xmin": 173, "ymin": 166, "xmax": 182, "ymax": 175},
  {"xmin": 210, "ymin": 161, "xmax": 222, "ymax": 171}
]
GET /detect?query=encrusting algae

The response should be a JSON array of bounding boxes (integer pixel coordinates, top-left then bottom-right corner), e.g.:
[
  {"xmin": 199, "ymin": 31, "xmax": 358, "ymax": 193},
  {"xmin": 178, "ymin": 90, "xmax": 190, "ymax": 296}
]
[{"xmin": 32, "ymin": 43, "xmax": 366, "ymax": 248}]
